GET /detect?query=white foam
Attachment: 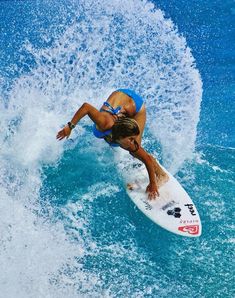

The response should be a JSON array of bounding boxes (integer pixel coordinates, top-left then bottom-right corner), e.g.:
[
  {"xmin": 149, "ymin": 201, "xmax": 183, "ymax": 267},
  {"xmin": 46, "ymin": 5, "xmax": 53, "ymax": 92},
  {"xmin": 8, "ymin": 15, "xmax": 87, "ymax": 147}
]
[
  {"xmin": 0, "ymin": 0, "xmax": 202, "ymax": 296},
  {"xmin": 0, "ymin": 188, "xmax": 100, "ymax": 298}
]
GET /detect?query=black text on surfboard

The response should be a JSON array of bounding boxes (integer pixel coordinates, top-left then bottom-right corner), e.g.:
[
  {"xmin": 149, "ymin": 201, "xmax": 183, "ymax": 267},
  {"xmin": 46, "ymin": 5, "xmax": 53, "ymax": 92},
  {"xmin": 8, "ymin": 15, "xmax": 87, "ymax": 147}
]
[{"xmin": 184, "ymin": 204, "xmax": 196, "ymax": 216}]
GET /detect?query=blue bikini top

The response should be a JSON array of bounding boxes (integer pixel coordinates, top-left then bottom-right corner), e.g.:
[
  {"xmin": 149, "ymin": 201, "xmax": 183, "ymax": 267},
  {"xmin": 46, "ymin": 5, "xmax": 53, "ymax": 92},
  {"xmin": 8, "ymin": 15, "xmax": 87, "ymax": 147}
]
[
  {"xmin": 93, "ymin": 89, "xmax": 144, "ymax": 147},
  {"xmin": 93, "ymin": 101, "xmax": 121, "ymax": 147}
]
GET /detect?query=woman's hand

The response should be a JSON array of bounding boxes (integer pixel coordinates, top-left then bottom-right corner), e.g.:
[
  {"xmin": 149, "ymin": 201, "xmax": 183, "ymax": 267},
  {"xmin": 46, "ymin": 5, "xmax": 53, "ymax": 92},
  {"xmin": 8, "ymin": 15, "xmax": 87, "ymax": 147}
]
[
  {"xmin": 56, "ymin": 125, "xmax": 72, "ymax": 140},
  {"xmin": 146, "ymin": 183, "xmax": 159, "ymax": 200}
]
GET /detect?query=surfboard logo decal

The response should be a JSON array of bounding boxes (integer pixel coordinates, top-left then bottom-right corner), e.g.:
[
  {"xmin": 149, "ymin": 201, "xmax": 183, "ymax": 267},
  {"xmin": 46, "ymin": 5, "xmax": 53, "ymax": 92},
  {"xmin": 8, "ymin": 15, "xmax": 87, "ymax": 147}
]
[
  {"xmin": 184, "ymin": 204, "xmax": 196, "ymax": 216},
  {"xmin": 144, "ymin": 200, "xmax": 153, "ymax": 210},
  {"xmin": 178, "ymin": 225, "xmax": 199, "ymax": 235},
  {"xmin": 161, "ymin": 200, "xmax": 176, "ymax": 211},
  {"xmin": 167, "ymin": 208, "xmax": 181, "ymax": 218}
]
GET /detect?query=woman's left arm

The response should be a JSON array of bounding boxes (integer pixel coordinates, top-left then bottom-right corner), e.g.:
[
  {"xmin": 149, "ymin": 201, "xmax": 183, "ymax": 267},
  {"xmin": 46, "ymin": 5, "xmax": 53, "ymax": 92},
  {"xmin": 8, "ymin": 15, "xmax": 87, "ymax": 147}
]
[
  {"xmin": 70, "ymin": 103, "xmax": 108, "ymax": 127},
  {"xmin": 57, "ymin": 103, "xmax": 109, "ymax": 140}
]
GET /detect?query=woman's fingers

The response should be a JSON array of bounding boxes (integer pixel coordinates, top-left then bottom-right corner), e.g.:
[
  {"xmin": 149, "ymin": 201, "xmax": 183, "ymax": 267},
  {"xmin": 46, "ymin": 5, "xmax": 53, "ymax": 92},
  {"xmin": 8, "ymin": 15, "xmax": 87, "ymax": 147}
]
[
  {"xmin": 146, "ymin": 184, "xmax": 159, "ymax": 200},
  {"xmin": 56, "ymin": 126, "xmax": 72, "ymax": 140},
  {"xmin": 56, "ymin": 129, "xmax": 66, "ymax": 140},
  {"xmin": 148, "ymin": 191, "xmax": 157, "ymax": 200},
  {"xmin": 56, "ymin": 131, "xmax": 62, "ymax": 139},
  {"xmin": 156, "ymin": 188, "xmax": 160, "ymax": 197}
]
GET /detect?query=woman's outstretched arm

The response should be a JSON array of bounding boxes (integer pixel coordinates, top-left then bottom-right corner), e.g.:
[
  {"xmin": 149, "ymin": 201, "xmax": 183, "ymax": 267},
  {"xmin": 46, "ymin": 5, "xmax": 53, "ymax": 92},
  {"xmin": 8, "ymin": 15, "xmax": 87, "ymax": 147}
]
[
  {"xmin": 119, "ymin": 142, "xmax": 159, "ymax": 199},
  {"xmin": 130, "ymin": 147, "xmax": 159, "ymax": 199},
  {"xmin": 56, "ymin": 103, "xmax": 109, "ymax": 140}
]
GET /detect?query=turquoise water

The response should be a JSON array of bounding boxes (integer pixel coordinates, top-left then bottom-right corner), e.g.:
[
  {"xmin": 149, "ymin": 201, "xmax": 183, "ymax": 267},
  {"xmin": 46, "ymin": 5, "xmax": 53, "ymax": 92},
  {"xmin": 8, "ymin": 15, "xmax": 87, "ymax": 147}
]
[{"xmin": 0, "ymin": 0, "xmax": 234, "ymax": 297}]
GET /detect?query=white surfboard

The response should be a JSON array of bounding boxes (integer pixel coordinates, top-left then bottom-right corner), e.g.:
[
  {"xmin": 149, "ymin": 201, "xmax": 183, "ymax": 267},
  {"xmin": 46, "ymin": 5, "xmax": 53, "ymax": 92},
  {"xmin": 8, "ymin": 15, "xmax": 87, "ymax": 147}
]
[{"xmin": 116, "ymin": 150, "xmax": 202, "ymax": 237}]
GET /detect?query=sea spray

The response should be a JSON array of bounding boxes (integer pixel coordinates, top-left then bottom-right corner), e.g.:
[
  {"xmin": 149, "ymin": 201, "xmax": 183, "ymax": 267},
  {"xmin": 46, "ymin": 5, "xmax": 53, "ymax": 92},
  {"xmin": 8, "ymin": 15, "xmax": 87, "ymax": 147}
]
[{"xmin": 0, "ymin": 0, "xmax": 202, "ymax": 296}]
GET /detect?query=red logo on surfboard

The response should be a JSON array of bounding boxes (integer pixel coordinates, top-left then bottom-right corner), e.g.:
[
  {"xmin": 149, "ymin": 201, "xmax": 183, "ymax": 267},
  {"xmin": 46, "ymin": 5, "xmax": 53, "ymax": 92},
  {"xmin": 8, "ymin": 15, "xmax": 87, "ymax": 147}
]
[{"xmin": 178, "ymin": 225, "xmax": 199, "ymax": 235}]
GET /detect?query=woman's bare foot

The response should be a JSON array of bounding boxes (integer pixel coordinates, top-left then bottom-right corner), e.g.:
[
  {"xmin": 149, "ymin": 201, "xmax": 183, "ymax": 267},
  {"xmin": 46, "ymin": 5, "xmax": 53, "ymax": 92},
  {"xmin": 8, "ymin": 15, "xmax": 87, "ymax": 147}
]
[
  {"xmin": 127, "ymin": 183, "xmax": 134, "ymax": 190},
  {"xmin": 127, "ymin": 180, "xmax": 141, "ymax": 191}
]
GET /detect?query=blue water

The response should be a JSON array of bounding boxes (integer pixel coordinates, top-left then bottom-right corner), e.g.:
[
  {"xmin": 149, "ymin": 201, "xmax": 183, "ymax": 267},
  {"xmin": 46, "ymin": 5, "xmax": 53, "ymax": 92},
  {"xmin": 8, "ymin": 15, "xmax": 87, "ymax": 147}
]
[{"xmin": 0, "ymin": 1, "xmax": 234, "ymax": 297}]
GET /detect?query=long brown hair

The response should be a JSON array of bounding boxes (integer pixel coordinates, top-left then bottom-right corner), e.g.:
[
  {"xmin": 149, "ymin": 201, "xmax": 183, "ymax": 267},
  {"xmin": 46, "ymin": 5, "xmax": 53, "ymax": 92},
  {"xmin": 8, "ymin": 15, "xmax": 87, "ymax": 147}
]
[{"xmin": 110, "ymin": 117, "xmax": 140, "ymax": 142}]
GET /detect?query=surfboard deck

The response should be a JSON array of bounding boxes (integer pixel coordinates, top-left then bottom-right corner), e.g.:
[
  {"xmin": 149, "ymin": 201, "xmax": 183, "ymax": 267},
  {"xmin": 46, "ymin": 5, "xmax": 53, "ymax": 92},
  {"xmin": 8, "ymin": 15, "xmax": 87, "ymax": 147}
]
[{"xmin": 122, "ymin": 158, "xmax": 202, "ymax": 237}]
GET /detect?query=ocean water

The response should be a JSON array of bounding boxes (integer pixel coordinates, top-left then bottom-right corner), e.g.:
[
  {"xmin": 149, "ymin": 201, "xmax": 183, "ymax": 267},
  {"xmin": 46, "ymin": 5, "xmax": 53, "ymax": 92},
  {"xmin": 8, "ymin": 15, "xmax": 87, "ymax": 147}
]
[{"xmin": 0, "ymin": 0, "xmax": 234, "ymax": 297}]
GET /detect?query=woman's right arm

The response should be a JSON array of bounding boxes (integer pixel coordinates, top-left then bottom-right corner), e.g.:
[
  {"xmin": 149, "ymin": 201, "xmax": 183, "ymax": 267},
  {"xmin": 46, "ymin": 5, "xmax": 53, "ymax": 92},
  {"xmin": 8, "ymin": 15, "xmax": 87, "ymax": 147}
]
[
  {"xmin": 56, "ymin": 103, "xmax": 109, "ymax": 140},
  {"xmin": 130, "ymin": 147, "xmax": 159, "ymax": 199},
  {"xmin": 119, "ymin": 142, "xmax": 159, "ymax": 199}
]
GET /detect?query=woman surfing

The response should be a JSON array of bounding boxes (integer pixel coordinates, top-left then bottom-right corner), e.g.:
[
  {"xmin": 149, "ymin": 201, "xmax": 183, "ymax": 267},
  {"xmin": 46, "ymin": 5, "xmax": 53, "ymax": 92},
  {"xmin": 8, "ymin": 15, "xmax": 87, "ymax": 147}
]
[{"xmin": 56, "ymin": 89, "xmax": 168, "ymax": 199}]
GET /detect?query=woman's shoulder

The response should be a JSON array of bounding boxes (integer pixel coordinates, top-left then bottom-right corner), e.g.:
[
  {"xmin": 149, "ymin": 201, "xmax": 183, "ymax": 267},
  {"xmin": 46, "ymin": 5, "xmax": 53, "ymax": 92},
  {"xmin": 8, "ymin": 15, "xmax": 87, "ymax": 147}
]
[
  {"xmin": 107, "ymin": 90, "xmax": 125, "ymax": 101},
  {"xmin": 108, "ymin": 91, "xmax": 135, "ymax": 116}
]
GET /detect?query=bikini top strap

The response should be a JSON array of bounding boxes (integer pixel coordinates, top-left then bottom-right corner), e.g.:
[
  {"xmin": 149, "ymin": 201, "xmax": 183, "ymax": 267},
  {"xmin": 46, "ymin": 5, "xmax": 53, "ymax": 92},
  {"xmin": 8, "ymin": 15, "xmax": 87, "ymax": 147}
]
[{"xmin": 102, "ymin": 101, "xmax": 122, "ymax": 115}]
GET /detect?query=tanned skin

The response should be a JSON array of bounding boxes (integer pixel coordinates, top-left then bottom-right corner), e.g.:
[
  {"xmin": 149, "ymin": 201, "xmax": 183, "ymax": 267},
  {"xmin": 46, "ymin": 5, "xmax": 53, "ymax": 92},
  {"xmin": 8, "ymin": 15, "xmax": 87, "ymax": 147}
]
[{"xmin": 57, "ymin": 91, "xmax": 168, "ymax": 199}]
